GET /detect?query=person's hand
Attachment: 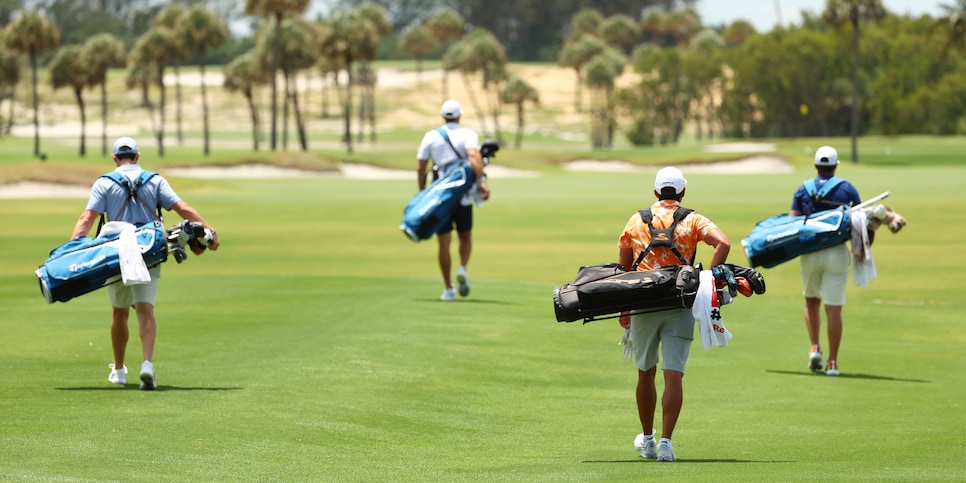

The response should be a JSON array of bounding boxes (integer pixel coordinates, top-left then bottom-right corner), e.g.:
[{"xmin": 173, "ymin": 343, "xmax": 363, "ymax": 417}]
[
  {"xmin": 479, "ymin": 181, "xmax": 490, "ymax": 201},
  {"xmin": 712, "ymin": 264, "xmax": 737, "ymax": 297},
  {"xmin": 206, "ymin": 229, "xmax": 219, "ymax": 251},
  {"xmin": 619, "ymin": 312, "xmax": 631, "ymax": 329}
]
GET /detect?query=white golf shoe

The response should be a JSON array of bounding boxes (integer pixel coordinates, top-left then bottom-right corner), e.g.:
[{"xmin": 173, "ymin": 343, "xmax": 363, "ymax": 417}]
[
  {"xmin": 440, "ymin": 288, "xmax": 455, "ymax": 301},
  {"xmin": 634, "ymin": 431, "xmax": 657, "ymax": 459},
  {"xmin": 108, "ymin": 364, "xmax": 127, "ymax": 385},
  {"xmin": 139, "ymin": 360, "xmax": 156, "ymax": 390},
  {"xmin": 456, "ymin": 267, "xmax": 470, "ymax": 297}
]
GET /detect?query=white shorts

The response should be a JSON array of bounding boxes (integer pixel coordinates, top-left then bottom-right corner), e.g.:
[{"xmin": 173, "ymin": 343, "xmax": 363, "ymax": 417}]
[
  {"xmin": 109, "ymin": 265, "xmax": 161, "ymax": 308},
  {"xmin": 800, "ymin": 243, "xmax": 850, "ymax": 305}
]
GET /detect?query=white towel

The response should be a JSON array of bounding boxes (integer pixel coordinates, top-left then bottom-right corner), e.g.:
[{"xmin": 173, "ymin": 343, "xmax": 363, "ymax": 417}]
[
  {"xmin": 850, "ymin": 210, "xmax": 877, "ymax": 288},
  {"xmin": 693, "ymin": 270, "xmax": 732, "ymax": 350},
  {"xmin": 118, "ymin": 224, "xmax": 151, "ymax": 286}
]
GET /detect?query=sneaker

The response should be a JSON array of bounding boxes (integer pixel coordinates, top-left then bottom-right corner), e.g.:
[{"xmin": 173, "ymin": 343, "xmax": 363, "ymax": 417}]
[
  {"xmin": 657, "ymin": 440, "xmax": 676, "ymax": 462},
  {"xmin": 826, "ymin": 360, "xmax": 840, "ymax": 376},
  {"xmin": 108, "ymin": 364, "xmax": 127, "ymax": 385},
  {"xmin": 809, "ymin": 347, "xmax": 823, "ymax": 372},
  {"xmin": 634, "ymin": 431, "xmax": 657, "ymax": 459},
  {"xmin": 456, "ymin": 267, "xmax": 470, "ymax": 297},
  {"xmin": 440, "ymin": 288, "xmax": 455, "ymax": 301},
  {"xmin": 139, "ymin": 360, "xmax": 156, "ymax": 390}
]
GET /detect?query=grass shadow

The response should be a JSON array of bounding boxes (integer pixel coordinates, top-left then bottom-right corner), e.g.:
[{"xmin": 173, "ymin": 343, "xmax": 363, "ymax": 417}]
[
  {"xmin": 765, "ymin": 369, "xmax": 930, "ymax": 383},
  {"xmin": 55, "ymin": 385, "xmax": 243, "ymax": 391},
  {"xmin": 582, "ymin": 458, "xmax": 791, "ymax": 464}
]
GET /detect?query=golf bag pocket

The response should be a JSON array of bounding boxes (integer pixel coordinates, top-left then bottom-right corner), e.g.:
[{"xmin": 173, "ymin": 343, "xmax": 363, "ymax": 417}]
[
  {"xmin": 741, "ymin": 206, "xmax": 851, "ymax": 268},
  {"xmin": 576, "ymin": 266, "xmax": 698, "ymax": 310},
  {"xmin": 36, "ymin": 221, "xmax": 167, "ymax": 304},
  {"xmin": 554, "ymin": 265, "xmax": 699, "ymax": 323},
  {"xmin": 400, "ymin": 160, "xmax": 477, "ymax": 242}
]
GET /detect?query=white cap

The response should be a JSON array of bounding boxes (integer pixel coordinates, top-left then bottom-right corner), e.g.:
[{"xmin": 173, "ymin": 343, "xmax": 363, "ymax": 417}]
[
  {"xmin": 113, "ymin": 136, "xmax": 138, "ymax": 156},
  {"xmin": 814, "ymin": 145, "xmax": 839, "ymax": 166},
  {"xmin": 441, "ymin": 99, "xmax": 462, "ymax": 120},
  {"xmin": 654, "ymin": 167, "xmax": 687, "ymax": 194}
]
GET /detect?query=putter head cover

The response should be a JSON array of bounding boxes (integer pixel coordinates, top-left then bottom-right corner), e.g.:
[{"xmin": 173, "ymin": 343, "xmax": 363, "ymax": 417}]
[{"xmin": 725, "ymin": 263, "xmax": 767, "ymax": 296}]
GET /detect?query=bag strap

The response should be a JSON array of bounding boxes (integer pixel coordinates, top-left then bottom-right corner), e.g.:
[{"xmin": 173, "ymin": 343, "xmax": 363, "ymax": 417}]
[
  {"xmin": 435, "ymin": 126, "xmax": 466, "ymax": 161},
  {"xmin": 803, "ymin": 176, "xmax": 846, "ymax": 217},
  {"xmin": 631, "ymin": 206, "xmax": 694, "ymax": 270},
  {"xmin": 96, "ymin": 170, "xmax": 162, "ymax": 235}
]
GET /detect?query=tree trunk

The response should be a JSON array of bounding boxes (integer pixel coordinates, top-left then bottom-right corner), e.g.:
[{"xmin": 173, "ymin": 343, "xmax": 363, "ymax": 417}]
[
  {"xmin": 200, "ymin": 52, "xmax": 210, "ymax": 156},
  {"xmin": 74, "ymin": 87, "xmax": 86, "ymax": 157},
  {"xmin": 271, "ymin": 12, "xmax": 282, "ymax": 150},
  {"xmin": 291, "ymin": 73, "xmax": 308, "ymax": 151},
  {"xmin": 368, "ymin": 85, "xmax": 376, "ymax": 143},
  {"xmin": 101, "ymin": 82, "xmax": 108, "ymax": 156},
  {"xmin": 157, "ymin": 66, "xmax": 166, "ymax": 157},
  {"xmin": 344, "ymin": 53, "xmax": 353, "ymax": 154},
  {"xmin": 174, "ymin": 63, "xmax": 183, "ymax": 145},
  {"xmin": 282, "ymin": 70, "xmax": 290, "ymax": 151},
  {"xmin": 245, "ymin": 88, "xmax": 259, "ymax": 152},
  {"xmin": 30, "ymin": 51, "xmax": 39, "ymax": 158},
  {"xmin": 515, "ymin": 102, "xmax": 524, "ymax": 148}
]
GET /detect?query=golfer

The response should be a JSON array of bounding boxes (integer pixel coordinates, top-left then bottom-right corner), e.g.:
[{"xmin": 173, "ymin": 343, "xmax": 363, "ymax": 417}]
[
  {"xmin": 789, "ymin": 145, "xmax": 861, "ymax": 376},
  {"xmin": 70, "ymin": 136, "xmax": 220, "ymax": 390},
  {"xmin": 415, "ymin": 100, "xmax": 489, "ymax": 301},
  {"xmin": 617, "ymin": 167, "xmax": 732, "ymax": 462}
]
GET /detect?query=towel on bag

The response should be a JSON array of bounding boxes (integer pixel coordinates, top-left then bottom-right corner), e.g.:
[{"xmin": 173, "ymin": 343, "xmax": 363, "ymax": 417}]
[
  {"xmin": 693, "ymin": 270, "xmax": 732, "ymax": 350},
  {"xmin": 850, "ymin": 210, "xmax": 877, "ymax": 288},
  {"xmin": 111, "ymin": 222, "xmax": 152, "ymax": 286}
]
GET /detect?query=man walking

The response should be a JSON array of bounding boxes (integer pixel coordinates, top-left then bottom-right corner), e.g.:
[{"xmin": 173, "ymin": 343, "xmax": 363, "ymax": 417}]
[
  {"xmin": 71, "ymin": 136, "xmax": 220, "ymax": 390},
  {"xmin": 617, "ymin": 167, "xmax": 733, "ymax": 462},
  {"xmin": 789, "ymin": 145, "xmax": 861, "ymax": 376},
  {"xmin": 416, "ymin": 100, "xmax": 489, "ymax": 301}
]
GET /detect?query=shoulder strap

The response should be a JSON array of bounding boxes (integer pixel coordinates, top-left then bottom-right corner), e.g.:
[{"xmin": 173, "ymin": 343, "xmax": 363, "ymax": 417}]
[
  {"xmin": 631, "ymin": 206, "xmax": 695, "ymax": 270},
  {"xmin": 435, "ymin": 126, "xmax": 465, "ymax": 160},
  {"xmin": 803, "ymin": 176, "xmax": 845, "ymax": 217},
  {"xmin": 96, "ymin": 170, "xmax": 162, "ymax": 235}
]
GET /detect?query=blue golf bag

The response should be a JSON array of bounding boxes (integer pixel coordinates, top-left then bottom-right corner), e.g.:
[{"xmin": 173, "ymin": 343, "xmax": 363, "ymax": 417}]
[
  {"xmin": 741, "ymin": 206, "xmax": 851, "ymax": 268},
  {"xmin": 400, "ymin": 160, "xmax": 477, "ymax": 242},
  {"xmin": 35, "ymin": 221, "xmax": 168, "ymax": 304}
]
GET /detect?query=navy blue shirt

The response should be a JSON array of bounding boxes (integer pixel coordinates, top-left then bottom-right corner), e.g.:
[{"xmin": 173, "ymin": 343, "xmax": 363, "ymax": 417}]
[{"xmin": 791, "ymin": 174, "xmax": 861, "ymax": 214}]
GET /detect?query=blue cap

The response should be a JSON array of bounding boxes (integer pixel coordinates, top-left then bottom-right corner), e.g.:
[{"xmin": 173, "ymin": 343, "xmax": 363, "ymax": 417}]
[{"xmin": 113, "ymin": 136, "xmax": 139, "ymax": 156}]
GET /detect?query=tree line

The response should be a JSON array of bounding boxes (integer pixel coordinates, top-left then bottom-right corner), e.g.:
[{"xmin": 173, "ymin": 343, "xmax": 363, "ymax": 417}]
[{"xmin": 0, "ymin": 0, "xmax": 965, "ymax": 161}]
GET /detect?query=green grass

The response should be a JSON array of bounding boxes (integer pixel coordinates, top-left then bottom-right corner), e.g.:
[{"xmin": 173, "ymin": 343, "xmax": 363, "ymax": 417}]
[{"xmin": 2, "ymin": 157, "xmax": 965, "ymax": 481}]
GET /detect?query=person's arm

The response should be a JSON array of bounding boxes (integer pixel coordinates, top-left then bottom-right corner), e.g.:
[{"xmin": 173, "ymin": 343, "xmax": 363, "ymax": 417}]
[
  {"xmin": 417, "ymin": 159, "xmax": 430, "ymax": 190},
  {"xmin": 70, "ymin": 210, "xmax": 100, "ymax": 239},
  {"xmin": 704, "ymin": 227, "xmax": 731, "ymax": 266},
  {"xmin": 171, "ymin": 200, "xmax": 220, "ymax": 251}
]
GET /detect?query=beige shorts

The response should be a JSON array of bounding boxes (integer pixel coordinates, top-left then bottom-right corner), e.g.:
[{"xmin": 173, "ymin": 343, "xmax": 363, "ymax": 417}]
[
  {"xmin": 109, "ymin": 265, "xmax": 161, "ymax": 308},
  {"xmin": 800, "ymin": 243, "xmax": 850, "ymax": 305},
  {"xmin": 629, "ymin": 308, "xmax": 695, "ymax": 373}
]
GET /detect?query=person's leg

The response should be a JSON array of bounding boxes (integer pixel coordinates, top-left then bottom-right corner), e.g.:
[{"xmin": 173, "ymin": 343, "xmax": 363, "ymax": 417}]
[
  {"xmin": 824, "ymin": 304, "xmax": 843, "ymax": 364},
  {"xmin": 457, "ymin": 230, "xmax": 472, "ymax": 269},
  {"xmin": 111, "ymin": 307, "xmax": 130, "ymax": 369},
  {"xmin": 804, "ymin": 297, "xmax": 823, "ymax": 349},
  {"xmin": 636, "ymin": 366, "xmax": 657, "ymax": 435},
  {"xmin": 436, "ymin": 231, "xmax": 453, "ymax": 289},
  {"xmin": 661, "ymin": 369, "xmax": 684, "ymax": 440},
  {"xmin": 134, "ymin": 302, "xmax": 156, "ymax": 362}
]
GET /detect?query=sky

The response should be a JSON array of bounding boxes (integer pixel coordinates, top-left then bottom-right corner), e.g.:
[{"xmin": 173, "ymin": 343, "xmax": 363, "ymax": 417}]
[{"xmin": 697, "ymin": 0, "xmax": 948, "ymax": 31}]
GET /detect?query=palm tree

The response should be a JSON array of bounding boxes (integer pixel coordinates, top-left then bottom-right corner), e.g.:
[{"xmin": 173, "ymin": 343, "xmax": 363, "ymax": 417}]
[
  {"xmin": 244, "ymin": 0, "xmax": 310, "ymax": 151},
  {"xmin": 132, "ymin": 27, "xmax": 183, "ymax": 157},
  {"xmin": 224, "ymin": 51, "xmax": 267, "ymax": 152},
  {"xmin": 318, "ymin": 10, "xmax": 370, "ymax": 153},
  {"xmin": 0, "ymin": 45, "xmax": 20, "ymax": 136},
  {"xmin": 49, "ymin": 45, "xmax": 90, "ymax": 156},
  {"xmin": 558, "ymin": 34, "xmax": 607, "ymax": 113},
  {"xmin": 822, "ymin": 0, "xmax": 887, "ymax": 164},
  {"xmin": 352, "ymin": 3, "xmax": 391, "ymax": 143},
  {"xmin": 398, "ymin": 25, "xmax": 438, "ymax": 86},
  {"xmin": 82, "ymin": 33, "xmax": 126, "ymax": 156},
  {"xmin": 500, "ymin": 77, "xmax": 539, "ymax": 148},
  {"xmin": 154, "ymin": 4, "xmax": 189, "ymax": 145},
  {"xmin": 937, "ymin": 0, "xmax": 966, "ymax": 60},
  {"xmin": 601, "ymin": 14, "xmax": 640, "ymax": 54},
  {"xmin": 5, "ymin": 9, "xmax": 60, "ymax": 159},
  {"xmin": 426, "ymin": 7, "xmax": 465, "ymax": 99},
  {"xmin": 178, "ymin": 4, "xmax": 228, "ymax": 156}
]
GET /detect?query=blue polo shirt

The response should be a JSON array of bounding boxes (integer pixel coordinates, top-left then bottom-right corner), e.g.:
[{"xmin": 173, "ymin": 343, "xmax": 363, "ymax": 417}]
[
  {"xmin": 791, "ymin": 174, "xmax": 861, "ymax": 214},
  {"xmin": 85, "ymin": 165, "xmax": 180, "ymax": 225}
]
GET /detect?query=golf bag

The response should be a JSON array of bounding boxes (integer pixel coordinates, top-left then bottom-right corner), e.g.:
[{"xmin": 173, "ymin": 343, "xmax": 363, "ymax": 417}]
[
  {"xmin": 553, "ymin": 264, "xmax": 700, "ymax": 323},
  {"xmin": 741, "ymin": 206, "xmax": 851, "ymax": 268},
  {"xmin": 36, "ymin": 221, "xmax": 167, "ymax": 304},
  {"xmin": 399, "ymin": 139, "xmax": 499, "ymax": 242},
  {"xmin": 35, "ymin": 220, "xmax": 211, "ymax": 304}
]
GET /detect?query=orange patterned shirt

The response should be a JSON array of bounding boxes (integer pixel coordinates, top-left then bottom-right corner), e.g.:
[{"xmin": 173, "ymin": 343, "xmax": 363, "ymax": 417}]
[{"xmin": 618, "ymin": 200, "xmax": 718, "ymax": 271}]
